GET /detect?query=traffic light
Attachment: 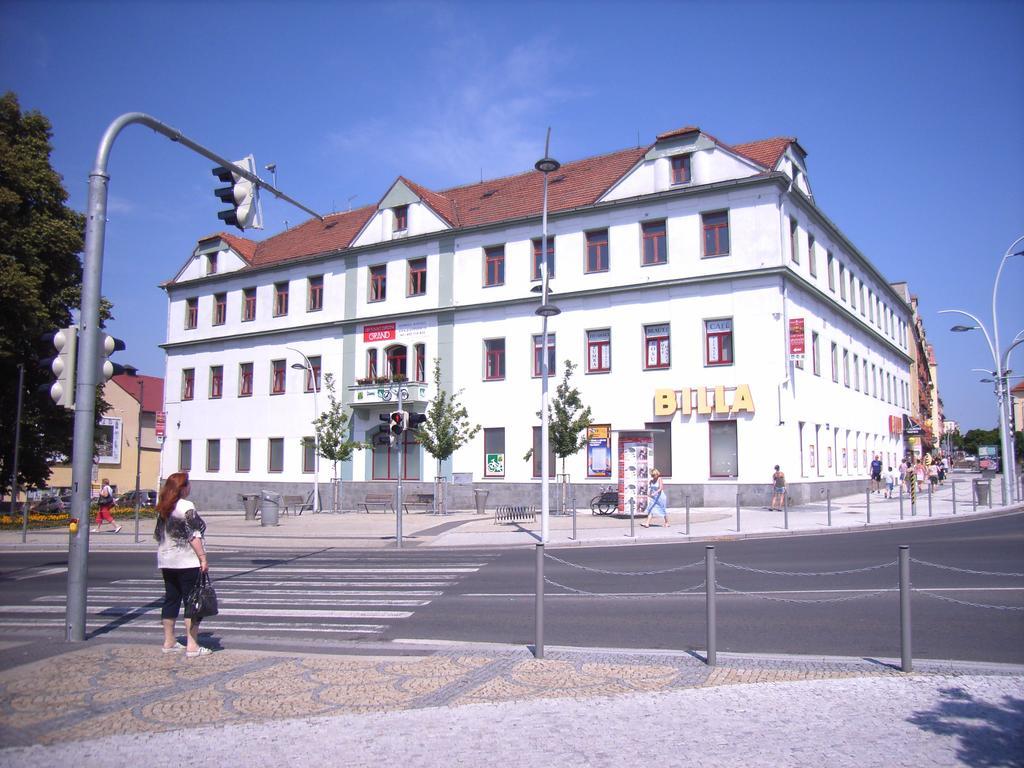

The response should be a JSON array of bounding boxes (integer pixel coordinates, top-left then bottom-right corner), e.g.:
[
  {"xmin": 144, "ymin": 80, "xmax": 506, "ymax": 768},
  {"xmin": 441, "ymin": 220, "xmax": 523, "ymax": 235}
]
[
  {"xmin": 408, "ymin": 413, "xmax": 427, "ymax": 430},
  {"xmin": 40, "ymin": 326, "xmax": 78, "ymax": 409},
  {"xmin": 98, "ymin": 334, "xmax": 127, "ymax": 382},
  {"xmin": 212, "ymin": 155, "xmax": 257, "ymax": 231},
  {"xmin": 389, "ymin": 411, "xmax": 408, "ymax": 436}
]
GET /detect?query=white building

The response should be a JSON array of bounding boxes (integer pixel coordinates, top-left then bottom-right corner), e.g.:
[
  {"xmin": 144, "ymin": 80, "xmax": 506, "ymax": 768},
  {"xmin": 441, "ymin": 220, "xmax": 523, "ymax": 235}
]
[{"xmin": 161, "ymin": 125, "xmax": 913, "ymax": 509}]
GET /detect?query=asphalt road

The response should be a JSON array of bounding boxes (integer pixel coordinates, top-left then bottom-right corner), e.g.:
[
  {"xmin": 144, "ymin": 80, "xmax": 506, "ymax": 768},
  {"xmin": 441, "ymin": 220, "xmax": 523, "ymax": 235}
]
[{"xmin": 1, "ymin": 512, "xmax": 1021, "ymax": 664}]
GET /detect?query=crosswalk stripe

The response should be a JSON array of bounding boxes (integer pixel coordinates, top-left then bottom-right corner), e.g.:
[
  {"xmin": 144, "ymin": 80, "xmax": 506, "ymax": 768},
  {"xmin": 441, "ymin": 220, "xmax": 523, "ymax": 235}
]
[
  {"xmin": 0, "ymin": 605, "xmax": 413, "ymax": 619},
  {"xmin": 113, "ymin": 579, "xmax": 458, "ymax": 588},
  {"xmin": 0, "ymin": 619, "xmax": 387, "ymax": 634},
  {"xmin": 32, "ymin": 595, "xmax": 431, "ymax": 607},
  {"xmin": 61, "ymin": 588, "xmax": 444, "ymax": 597},
  {"xmin": 7, "ymin": 566, "xmax": 68, "ymax": 580},
  {"xmin": 203, "ymin": 567, "xmax": 481, "ymax": 574}
]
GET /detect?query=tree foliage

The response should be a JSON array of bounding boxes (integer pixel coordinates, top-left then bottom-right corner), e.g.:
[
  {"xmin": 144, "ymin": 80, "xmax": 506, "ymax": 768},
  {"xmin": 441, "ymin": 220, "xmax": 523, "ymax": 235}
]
[
  {"xmin": 417, "ymin": 358, "xmax": 480, "ymax": 475},
  {"xmin": 0, "ymin": 92, "xmax": 87, "ymax": 493},
  {"xmin": 523, "ymin": 360, "xmax": 594, "ymax": 473},
  {"xmin": 312, "ymin": 374, "xmax": 366, "ymax": 473}
]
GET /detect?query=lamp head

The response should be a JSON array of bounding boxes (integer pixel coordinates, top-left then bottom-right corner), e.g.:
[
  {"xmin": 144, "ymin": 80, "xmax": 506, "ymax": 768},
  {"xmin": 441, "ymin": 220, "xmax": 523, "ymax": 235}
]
[
  {"xmin": 535, "ymin": 157, "xmax": 561, "ymax": 174},
  {"xmin": 950, "ymin": 325, "xmax": 977, "ymax": 333},
  {"xmin": 536, "ymin": 303, "xmax": 561, "ymax": 318},
  {"xmin": 291, "ymin": 363, "xmax": 306, "ymax": 371}
]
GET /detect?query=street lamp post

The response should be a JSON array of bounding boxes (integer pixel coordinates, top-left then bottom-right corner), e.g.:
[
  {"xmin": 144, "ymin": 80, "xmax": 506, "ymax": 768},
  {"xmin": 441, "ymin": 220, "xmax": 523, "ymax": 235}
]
[
  {"xmin": 289, "ymin": 349, "xmax": 321, "ymax": 513},
  {"xmin": 535, "ymin": 129, "xmax": 561, "ymax": 544},
  {"xmin": 940, "ymin": 233, "xmax": 1024, "ymax": 504}
]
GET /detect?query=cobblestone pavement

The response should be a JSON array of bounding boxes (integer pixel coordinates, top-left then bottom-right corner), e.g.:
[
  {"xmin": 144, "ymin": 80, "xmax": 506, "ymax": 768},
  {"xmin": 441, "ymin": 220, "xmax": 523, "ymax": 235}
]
[{"xmin": 1, "ymin": 642, "xmax": 1021, "ymax": 766}]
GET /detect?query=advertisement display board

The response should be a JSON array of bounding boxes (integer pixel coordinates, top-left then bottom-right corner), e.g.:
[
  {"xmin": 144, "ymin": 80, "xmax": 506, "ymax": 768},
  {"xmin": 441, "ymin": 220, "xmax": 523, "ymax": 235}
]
[
  {"xmin": 618, "ymin": 436, "xmax": 652, "ymax": 515},
  {"xmin": 587, "ymin": 425, "xmax": 611, "ymax": 478}
]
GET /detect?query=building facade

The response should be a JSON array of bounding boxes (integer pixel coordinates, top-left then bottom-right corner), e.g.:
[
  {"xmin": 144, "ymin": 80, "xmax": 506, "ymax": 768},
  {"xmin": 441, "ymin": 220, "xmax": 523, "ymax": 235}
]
[{"xmin": 161, "ymin": 125, "xmax": 914, "ymax": 510}]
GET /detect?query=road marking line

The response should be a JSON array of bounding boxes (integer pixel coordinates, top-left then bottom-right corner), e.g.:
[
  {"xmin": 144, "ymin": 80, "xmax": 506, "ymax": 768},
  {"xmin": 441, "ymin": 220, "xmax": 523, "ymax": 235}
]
[
  {"xmin": 8, "ymin": 566, "xmax": 68, "ymax": 580},
  {"xmin": 31, "ymin": 595, "xmax": 430, "ymax": 607},
  {"xmin": 50, "ymin": 588, "xmax": 444, "ymax": 597},
  {"xmin": 0, "ymin": 605, "xmax": 414, "ymax": 619},
  {"xmin": 459, "ymin": 586, "xmax": 1024, "ymax": 597},
  {"xmin": 0, "ymin": 619, "xmax": 386, "ymax": 633},
  {"xmin": 205, "ymin": 567, "xmax": 480, "ymax": 574}
]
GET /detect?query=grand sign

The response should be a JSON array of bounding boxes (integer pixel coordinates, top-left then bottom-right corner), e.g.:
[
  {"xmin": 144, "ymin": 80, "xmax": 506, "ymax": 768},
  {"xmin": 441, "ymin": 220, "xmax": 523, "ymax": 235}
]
[{"xmin": 654, "ymin": 385, "xmax": 755, "ymax": 417}]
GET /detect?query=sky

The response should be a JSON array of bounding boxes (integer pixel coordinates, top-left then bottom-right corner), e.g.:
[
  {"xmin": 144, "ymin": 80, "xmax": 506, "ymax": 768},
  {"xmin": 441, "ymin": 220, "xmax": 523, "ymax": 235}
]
[{"xmin": 2, "ymin": 0, "xmax": 1022, "ymax": 432}]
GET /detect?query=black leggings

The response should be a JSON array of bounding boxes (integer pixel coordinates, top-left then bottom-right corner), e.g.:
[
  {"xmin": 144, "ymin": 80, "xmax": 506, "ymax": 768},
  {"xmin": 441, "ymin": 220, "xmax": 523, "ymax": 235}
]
[{"xmin": 161, "ymin": 567, "xmax": 201, "ymax": 620}]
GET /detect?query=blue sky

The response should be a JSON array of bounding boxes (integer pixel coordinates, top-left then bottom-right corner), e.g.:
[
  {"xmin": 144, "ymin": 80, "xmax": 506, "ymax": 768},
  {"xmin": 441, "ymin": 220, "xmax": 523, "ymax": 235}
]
[{"xmin": 2, "ymin": 0, "xmax": 1022, "ymax": 432}]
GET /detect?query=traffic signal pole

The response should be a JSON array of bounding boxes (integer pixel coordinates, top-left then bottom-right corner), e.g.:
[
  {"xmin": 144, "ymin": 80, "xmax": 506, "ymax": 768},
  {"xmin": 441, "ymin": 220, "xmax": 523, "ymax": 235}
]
[
  {"xmin": 66, "ymin": 112, "xmax": 323, "ymax": 642},
  {"xmin": 396, "ymin": 387, "xmax": 405, "ymax": 549}
]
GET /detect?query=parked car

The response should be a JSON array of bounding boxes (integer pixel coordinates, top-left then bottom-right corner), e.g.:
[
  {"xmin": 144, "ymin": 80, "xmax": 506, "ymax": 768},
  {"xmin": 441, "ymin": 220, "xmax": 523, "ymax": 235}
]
[
  {"xmin": 117, "ymin": 489, "xmax": 157, "ymax": 508},
  {"xmin": 30, "ymin": 496, "xmax": 67, "ymax": 515}
]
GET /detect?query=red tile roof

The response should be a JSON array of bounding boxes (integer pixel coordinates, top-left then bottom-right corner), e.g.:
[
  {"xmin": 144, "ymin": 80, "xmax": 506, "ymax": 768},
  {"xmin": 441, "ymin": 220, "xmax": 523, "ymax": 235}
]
[
  {"xmin": 112, "ymin": 373, "xmax": 164, "ymax": 413},
  {"xmin": 1012, "ymin": 381, "xmax": 1024, "ymax": 396},
  {"xmin": 182, "ymin": 128, "xmax": 795, "ymax": 274}
]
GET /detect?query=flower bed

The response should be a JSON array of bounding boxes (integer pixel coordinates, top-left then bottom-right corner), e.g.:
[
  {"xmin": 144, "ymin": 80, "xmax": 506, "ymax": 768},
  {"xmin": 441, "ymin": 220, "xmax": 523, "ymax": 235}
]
[{"xmin": 0, "ymin": 506, "xmax": 158, "ymax": 530}]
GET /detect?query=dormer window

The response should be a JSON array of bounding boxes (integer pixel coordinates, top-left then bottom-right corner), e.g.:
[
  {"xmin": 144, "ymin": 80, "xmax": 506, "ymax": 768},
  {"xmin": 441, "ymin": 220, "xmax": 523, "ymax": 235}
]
[
  {"xmin": 393, "ymin": 205, "xmax": 408, "ymax": 232},
  {"xmin": 207, "ymin": 252, "xmax": 218, "ymax": 275},
  {"xmin": 670, "ymin": 155, "xmax": 691, "ymax": 185}
]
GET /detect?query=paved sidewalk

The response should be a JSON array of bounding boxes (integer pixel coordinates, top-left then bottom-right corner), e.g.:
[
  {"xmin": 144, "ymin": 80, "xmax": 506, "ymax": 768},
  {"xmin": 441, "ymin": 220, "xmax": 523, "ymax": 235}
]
[
  {"xmin": 2, "ymin": 471, "xmax": 1018, "ymax": 552},
  {"xmin": 0, "ymin": 638, "xmax": 1021, "ymax": 766}
]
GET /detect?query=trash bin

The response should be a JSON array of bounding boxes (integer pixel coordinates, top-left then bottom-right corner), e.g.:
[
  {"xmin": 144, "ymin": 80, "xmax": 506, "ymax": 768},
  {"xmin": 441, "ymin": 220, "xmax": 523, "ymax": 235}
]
[
  {"xmin": 242, "ymin": 494, "xmax": 260, "ymax": 521},
  {"xmin": 973, "ymin": 479, "xmax": 990, "ymax": 507},
  {"xmin": 260, "ymin": 491, "xmax": 281, "ymax": 527},
  {"xmin": 473, "ymin": 488, "xmax": 489, "ymax": 515}
]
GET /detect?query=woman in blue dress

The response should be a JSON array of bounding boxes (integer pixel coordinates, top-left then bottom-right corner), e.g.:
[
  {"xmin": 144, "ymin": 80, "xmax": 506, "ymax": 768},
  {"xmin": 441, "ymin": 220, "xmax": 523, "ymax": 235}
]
[{"xmin": 641, "ymin": 468, "xmax": 668, "ymax": 527}]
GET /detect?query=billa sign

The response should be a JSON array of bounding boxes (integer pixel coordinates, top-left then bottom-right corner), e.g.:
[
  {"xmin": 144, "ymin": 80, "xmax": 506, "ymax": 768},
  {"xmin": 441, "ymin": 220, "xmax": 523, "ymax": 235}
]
[
  {"xmin": 788, "ymin": 318, "xmax": 805, "ymax": 355},
  {"xmin": 654, "ymin": 385, "xmax": 754, "ymax": 417}
]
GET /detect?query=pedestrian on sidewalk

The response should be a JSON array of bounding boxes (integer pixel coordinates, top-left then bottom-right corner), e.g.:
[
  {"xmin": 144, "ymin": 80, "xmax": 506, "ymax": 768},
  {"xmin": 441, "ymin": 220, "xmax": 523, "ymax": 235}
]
[
  {"xmin": 870, "ymin": 455, "xmax": 883, "ymax": 494},
  {"xmin": 154, "ymin": 472, "xmax": 212, "ymax": 658},
  {"xmin": 641, "ymin": 469, "xmax": 668, "ymax": 527},
  {"xmin": 92, "ymin": 478, "xmax": 121, "ymax": 533},
  {"xmin": 884, "ymin": 466, "xmax": 898, "ymax": 498},
  {"xmin": 769, "ymin": 465, "xmax": 786, "ymax": 511},
  {"xmin": 928, "ymin": 461, "xmax": 939, "ymax": 489}
]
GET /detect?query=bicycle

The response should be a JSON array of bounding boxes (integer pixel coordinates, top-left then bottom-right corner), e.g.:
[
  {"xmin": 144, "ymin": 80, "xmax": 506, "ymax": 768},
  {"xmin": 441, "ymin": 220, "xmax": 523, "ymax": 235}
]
[{"xmin": 590, "ymin": 485, "xmax": 619, "ymax": 515}]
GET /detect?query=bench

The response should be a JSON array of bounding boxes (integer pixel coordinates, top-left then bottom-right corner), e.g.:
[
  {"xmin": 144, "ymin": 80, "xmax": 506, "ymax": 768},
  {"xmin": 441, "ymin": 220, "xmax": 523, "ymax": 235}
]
[
  {"xmin": 406, "ymin": 493, "xmax": 435, "ymax": 513},
  {"xmin": 362, "ymin": 493, "xmax": 406, "ymax": 514},
  {"xmin": 494, "ymin": 505, "xmax": 537, "ymax": 525},
  {"xmin": 281, "ymin": 494, "xmax": 314, "ymax": 516}
]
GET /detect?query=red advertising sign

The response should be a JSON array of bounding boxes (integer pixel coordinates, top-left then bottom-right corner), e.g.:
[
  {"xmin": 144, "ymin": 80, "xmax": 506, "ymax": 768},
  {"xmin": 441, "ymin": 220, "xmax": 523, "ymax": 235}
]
[
  {"xmin": 363, "ymin": 322, "xmax": 396, "ymax": 343},
  {"xmin": 155, "ymin": 411, "xmax": 166, "ymax": 438},
  {"xmin": 788, "ymin": 318, "xmax": 805, "ymax": 355}
]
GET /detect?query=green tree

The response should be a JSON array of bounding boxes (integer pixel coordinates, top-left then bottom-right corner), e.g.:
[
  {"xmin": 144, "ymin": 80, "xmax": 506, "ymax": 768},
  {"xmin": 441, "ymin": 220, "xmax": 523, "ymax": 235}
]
[
  {"xmin": 312, "ymin": 373, "xmax": 366, "ymax": 487},
  {"xmin": 524, "ymin": 360, "xmax": 594, "ymax": 474},
  {"xmin": 0, "ymin": 92, "xmax": 87, "ymax": 494},
  {"xmin": 416, "ymin": 359, "xmax": 480, "ymax": 481}
]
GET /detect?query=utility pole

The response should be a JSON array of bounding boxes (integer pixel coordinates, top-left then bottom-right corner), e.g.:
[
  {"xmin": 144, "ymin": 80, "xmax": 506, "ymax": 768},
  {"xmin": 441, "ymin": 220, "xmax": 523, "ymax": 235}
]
[
  {"xmin": 11, "ymin": 364, "xmax": 25, "ymax": 541},
  {"xmin": 133, "ymin": 377, "xmax": 144, "ymax": 543},
  {"xmin": 396, "ymin": 383, "xmax": 406, "ymax": 549}
]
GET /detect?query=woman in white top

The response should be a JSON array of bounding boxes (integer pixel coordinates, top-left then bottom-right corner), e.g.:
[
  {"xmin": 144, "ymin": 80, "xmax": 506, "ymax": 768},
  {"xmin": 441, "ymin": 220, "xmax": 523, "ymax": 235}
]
[{"xmin": 154, "ymin": 472, "xmax": 211, "ymax": 658}]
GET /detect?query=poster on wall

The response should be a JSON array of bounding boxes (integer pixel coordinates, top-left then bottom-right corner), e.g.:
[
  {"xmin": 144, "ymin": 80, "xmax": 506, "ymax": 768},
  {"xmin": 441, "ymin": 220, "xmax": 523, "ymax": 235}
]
[
  {"xmin": 618, "ymin": 436, "xmax": 651, "ymax": 515},
  {"xmin": 587, "ymin": 425, "xmax": 611, "ymax": 478},
  {"xmin": 485, "ymin": 453, "xmax": 505, "ymax": 477},
  {"xmin": 96, "ymin": 416, "xmax": 122, "ymax": 465}
]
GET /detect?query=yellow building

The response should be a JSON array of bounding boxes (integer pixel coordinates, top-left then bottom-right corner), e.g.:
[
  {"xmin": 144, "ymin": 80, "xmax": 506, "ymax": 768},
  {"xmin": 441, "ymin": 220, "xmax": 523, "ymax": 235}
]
[{"xmin": 48, "ymin": 373, "xmax": 164, "ymax": 497}]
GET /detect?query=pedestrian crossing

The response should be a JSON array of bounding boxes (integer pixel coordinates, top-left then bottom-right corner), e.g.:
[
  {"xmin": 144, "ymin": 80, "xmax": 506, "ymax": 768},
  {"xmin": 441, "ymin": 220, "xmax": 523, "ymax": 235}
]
[{"xmin": 0, "ymin": 553, "xmax": 491, "ymax": 641}]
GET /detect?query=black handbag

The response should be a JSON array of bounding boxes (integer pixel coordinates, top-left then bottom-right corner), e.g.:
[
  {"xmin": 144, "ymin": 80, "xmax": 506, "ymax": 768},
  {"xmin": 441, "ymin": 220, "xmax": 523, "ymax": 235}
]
[{"xmin": 184, "ymin": 571, "xmax": 219, "ymax": 619}]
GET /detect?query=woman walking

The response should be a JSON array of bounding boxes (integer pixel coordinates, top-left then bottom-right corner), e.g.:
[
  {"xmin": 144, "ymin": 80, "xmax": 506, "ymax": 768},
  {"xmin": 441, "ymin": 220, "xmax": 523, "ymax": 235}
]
[
  {"xmin": 770, "ymin": 465, "xmax": 786, "ymax": 511},
  {"xmin": 641, "ymin": 468, "xmax": 668, "ymax": 527},
  {"xmin": 154, "ymin": 472, "xmax": 212, "ymax": 658},
  {"xmin": 92, "ymin": 478, "xmax": 121, "ymax": 533}
]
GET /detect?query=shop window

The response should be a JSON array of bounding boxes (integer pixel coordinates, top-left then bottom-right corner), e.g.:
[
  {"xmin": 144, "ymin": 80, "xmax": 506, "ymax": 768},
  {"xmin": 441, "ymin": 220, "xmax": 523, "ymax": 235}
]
[
  {"xmin": 369, "ymin": 264, "xmax": 387, "ymax": 302},
  {"xmin": 268, "ymin": 438, "xmax": 284, "ymax": 473},
  {"xmin": 308, "ymin": 275, "xmax": 323, "ymax": 311},
  {"xmin": 531, "ymin": 426, "xmax": 556, "ymax": 478},
  {"xmin": 179, "ymin": 440, "xmax": 192, "ymax": 472},
  {"xmin": 209, "ymin": 366, "xmax": 223, "ymax": 399},
  {"xmin": 273, "ymin": 282, "xmax": 289, "ymax": 316},
  {"xmin": 709, "ymin": 421, "xmax": 738, "ymax": 478},
  {"xmin": 185, "ymin": 298, "xmax": 198, "ymax": 329},
  {"xmin": 641, "ymin": 221, "xmax": 666, "ymax": 265},
  {"xmin": 408, "ymin": 258, "xmax": 427, "ymax": 296},
  {"xmin": 586, "ymin": 229, "xmax": 609, "ymax": 273},
  {"xmin": 483, "ymin": 428, "xmax": 505, "ymax": 477},
  {"xmin": 702, "ymin": 210, "xmax": 730, "ymax": 257},
  {"xmin": 236, "ymin": 438, "xmax": 251, "ymax": 472},
  {"xmin": 206, "ymin": 439, "xmax": 220, "ymax": 473},
  {"xmin": 271, "ymin": 359, "xmax": 286, "ymax": 395},
  {"xmin": 670, "ymin": 154, "xmax": 691, "ymax": 185},
  {"xmin": 644, "ymin": 422, "xmax": 673, "ymax": 477},
  {"xmin": 586, "ymin": 329, "xmax": 611, "ymax": 373},
  {"xmin": 239, "ymin": 362, "xmax": 253, "ymax": 397},
  {"xmin": 532, "ymin": 236, "xmax": 555, "ymax": 281},
  {"xmin": 532, "ymin": 334, "xmax": 556, "ymax": 377},
  {"xmin": 242, "ymin": 287, "xmax": 256, "ymax": 321},
  {"xmin": 704, "ymin": 318, "xmax": 733, "ymax": 366},
  {"xmin": 644, "ymin": 324, "xmax": 670, "ymax": 370},
  {"xmin": 213, "ymin": 293, "xmax": 226, "ymax": 326},
  {"xmin": 484, "ymin": 245, "xmax": 505, "ymax": 286},
  {"xmin": 484, "ymin": 339, "xmax": 505, "ymax": 380},
  {"xmin": 182, "ymin": 368, "xmax": 195, "ymax": 401}
]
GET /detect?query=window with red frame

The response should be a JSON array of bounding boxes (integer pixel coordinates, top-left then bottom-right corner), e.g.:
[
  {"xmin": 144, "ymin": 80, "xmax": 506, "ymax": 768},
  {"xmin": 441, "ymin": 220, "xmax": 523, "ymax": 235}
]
[
  {"xmin": 271, "ymin": 359, "xmax": 286, "ymax": 394},
  {"xmin": 366, "ymin": 349, "xmax": 378, "ymax": 379},
  {"xmin": 704, "ymin": 319, "xmax": 733, "ymax": 366},
  {"xmin": 407, "ymin": 258, "xmax": 427, "ymax": 296},
  {"xmin": 273, "ymin": 282, "xmax": 289, "ymax": 316},
  {"xmin": 644, "ymin": 324, "xmax": 670, "ymax": 369},
  {"xmin": 641, "ymin": 221, "xmax": 666, "ymax": 265},
  {"xmin": 307, "ymin": 275, "xmax": 323, "ymax": 311},
  {"xmin": 826, "ymin": 253, "xmax": 835, "ymax": 291},
  {"xmin": 484, "ymin": 339, "xmax": 505, "ymax": 380},
  {"xmin": 414, "ymin": 343, "xmax": 426, "ymax": 382},
  {"xmin": 393, "ymin": 205, "xmax": 408, "ymax": 231},
  {"xmin": 239, "ymin": 362, "xmax": 253, "ymax": 397},
  {"xmin": 808, "ymin": 235, "xmax": 817, "ymax": 277},
  {"xmin": 532, "ymin": 334, "xmax": 556, "ymax": 377},
  {"xmin": 305, "ymin": 356, "xmax": 321, "ymax": 392},
  {"xmin": 670, "ymin": 154, "xmax": 691, "ymax": 185},
  {"xmin": 182, "ymin": 368, "xmax": 194, "ymax": 400},
  {"xmin": 531, "ymin": 237, "xmax": 555, "ymax": 281},
  {"xmin": 702, "ymin": 211, "xmax": 730, "ymax": 257},
  {"xmin": 790, "ymin": 218, "xmax": 799, "ymax": 263},
  {"xmin": 185, "ymin": 298, "xmax": 198, "ymax": 329},
  {"xmin": 242, "ymin": 287, "xmax": 256, "ymax": 321},
  {"xmin": 213, "ymin": 293, "xmax": 226, "ymax": 326},
  {"xmin": 369, "ymin": 265, "xmax": 387, "ymax": 302},
  {"xmin": 484, "ymin": 246, "xmax": 505, "ymax": 286},
  {"xmin": 386, "ymin": 344, "xmax": 407, "ymax": 378},
  {"xmin": 586, "ymin": 329, "xmax": 611, "ymax": 373},
  {"xmin": 586, "ymin": 230, "xmax": 609, "ymax": 272},
  {"xmin": 209, "ymin": 365, "xmax": 223, "ymax": 398}
]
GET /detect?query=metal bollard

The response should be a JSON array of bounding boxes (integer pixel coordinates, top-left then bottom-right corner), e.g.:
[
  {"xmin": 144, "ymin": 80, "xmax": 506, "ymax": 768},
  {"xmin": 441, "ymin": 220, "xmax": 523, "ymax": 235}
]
[
  {"xmin": 828, "ymin": 488, "xmax": 833, "ymax": 526},
  {"xmin": 685, "ymin": 495, "xmax": 691, "ymax": 536},
  {"xmin": 534, "ymin": 543, "xmax": 544, "ymax": 659},
  {"xmin": 899, "ymin": 544, "xmax": 911, "ymax": 673},
  {"xmin": 629, "ymin": 500, "xmax": 635, "ymax": 538},
  {"xmin": 735, "ymin": 490, "xmax": 741, "ymax": 532},
  {"xmin": 988, "ymin": 479, "xmax": 993, "ymax": 509},
  {"xmin": 865, "ymin": 488, "xmax": 870, "ymax": 525},
  {"xmin": 571, "ymin": 497, "xmax": 577, "ymax": 541},
  {"xmin": 927, "ymin": 481, "xmax": 933, "ymax": 517},
  {"xmin": 705, "ymin": 546, "xmax": 716, "ymax": 667},
  {"xmin": 952, "ymin": 481, "xmax": 957, "ymax": 515},
  {"xmin": 784, "ymin": 493, "xmax": 789, "ymax": 529},
  {"xmin": 899, "ymin": 483, "xmax": 904, "ymax": 520}
]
